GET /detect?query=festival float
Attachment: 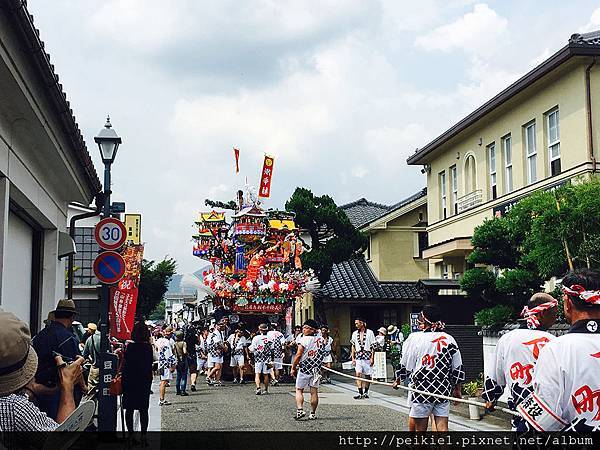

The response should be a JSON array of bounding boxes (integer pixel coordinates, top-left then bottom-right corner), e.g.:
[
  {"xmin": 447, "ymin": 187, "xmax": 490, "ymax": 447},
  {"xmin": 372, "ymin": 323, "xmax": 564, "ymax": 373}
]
[{"xmin": 192, "ymin": 154, "xmax": 316, "ymax": 328}]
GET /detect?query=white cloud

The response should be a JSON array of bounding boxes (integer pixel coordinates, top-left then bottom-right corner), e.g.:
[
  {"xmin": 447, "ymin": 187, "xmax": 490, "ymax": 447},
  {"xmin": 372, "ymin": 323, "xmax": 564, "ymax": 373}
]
[
  {"xmin": 579, "ymin": 7, "xmax": 600, "ymax": 33},
  {"xmin": 27, "ymin": 0, "xmax": 599, "ymax": 273},
  {"xmin": 350, "ymin": 166, "xmax": 368, "ymax": 178},
  {"xmin": 414, "ymin": 3, "xmax": 508, "ymax": 54}
]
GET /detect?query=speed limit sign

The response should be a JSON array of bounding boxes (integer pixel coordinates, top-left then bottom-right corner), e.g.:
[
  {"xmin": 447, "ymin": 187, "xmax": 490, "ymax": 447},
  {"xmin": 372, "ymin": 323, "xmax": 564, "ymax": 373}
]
[{"xmin": 94, "ymin": 218, "xmax": 127, "ymax": 250}]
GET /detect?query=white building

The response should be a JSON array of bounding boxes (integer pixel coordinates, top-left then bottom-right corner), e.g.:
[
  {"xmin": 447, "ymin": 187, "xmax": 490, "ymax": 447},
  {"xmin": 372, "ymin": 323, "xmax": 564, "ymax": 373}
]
[{"xmin": 0, "ymin": 3, "xmax": 101, "ymax": 331}]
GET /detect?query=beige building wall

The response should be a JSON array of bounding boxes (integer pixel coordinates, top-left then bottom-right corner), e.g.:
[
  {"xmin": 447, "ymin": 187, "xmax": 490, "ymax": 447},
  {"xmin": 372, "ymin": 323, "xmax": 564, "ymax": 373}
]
[
  {"xmin": 366, "ymin": 203, "xmax": 428, "ymax": 282},
  {"xmin": 425, "ymin": 61, "xmax": 594, "ymax": 248}
]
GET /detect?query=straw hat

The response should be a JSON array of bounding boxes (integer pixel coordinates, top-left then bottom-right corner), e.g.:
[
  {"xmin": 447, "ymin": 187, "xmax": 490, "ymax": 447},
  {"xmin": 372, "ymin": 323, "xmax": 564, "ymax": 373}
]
[
  {"xmin": 387, "ymin": 325, "xmax": 398, "ymax": 335},
  {"xmin": 0, "ymin": 309, "xmax": 39, "ymax": 396},
  {"xmin": 51, "ymin": 299, "xmax": 77, "ymax": 315},
  {"xmin": 377, "ymin": 327, "xmax": 387, "ymax": 335}
]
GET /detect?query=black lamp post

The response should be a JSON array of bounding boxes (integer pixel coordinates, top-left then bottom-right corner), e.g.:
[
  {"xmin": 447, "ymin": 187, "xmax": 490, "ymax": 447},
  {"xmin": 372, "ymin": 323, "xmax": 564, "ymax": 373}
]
[{"xmin": 94, "ymin": 117, "xmax": 122, "ymax": 432}]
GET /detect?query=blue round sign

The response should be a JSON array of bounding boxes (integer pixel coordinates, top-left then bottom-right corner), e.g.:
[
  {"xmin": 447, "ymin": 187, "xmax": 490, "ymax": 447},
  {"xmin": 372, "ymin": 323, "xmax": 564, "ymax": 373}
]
[{"xmin": 93, "ymin": 251, "xmax": 126, "ymax": 284}]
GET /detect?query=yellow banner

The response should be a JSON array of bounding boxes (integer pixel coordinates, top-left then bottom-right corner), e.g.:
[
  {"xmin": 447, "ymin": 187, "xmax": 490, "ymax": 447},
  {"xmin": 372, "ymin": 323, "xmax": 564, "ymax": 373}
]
[{"xmin": 124, "ymin": 214, "xmax": 142, "ymax": 245}]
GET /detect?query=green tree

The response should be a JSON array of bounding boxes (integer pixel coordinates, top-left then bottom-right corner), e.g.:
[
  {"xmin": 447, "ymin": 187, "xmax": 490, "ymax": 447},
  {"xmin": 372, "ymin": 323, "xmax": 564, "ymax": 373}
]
[
  {"xmin": 285, "ymin": 187, "xmax": 369, "ymax": 284},
  {"xmin": 461, "ymin": 178, "xmax": 600, "ymax": 314},
  {"xmin": 137, "ymin": 258, "xmax": 177, "ymax": 319},
  {"xmin": 149, "ymin": 299, "xmax": 166, "ymax": 321}
]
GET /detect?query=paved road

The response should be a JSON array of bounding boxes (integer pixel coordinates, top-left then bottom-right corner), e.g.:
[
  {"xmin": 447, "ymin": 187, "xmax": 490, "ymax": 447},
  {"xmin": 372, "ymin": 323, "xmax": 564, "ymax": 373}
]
[{"xmin": 160, "ymin": 380, "xmax": 410, "ymax": 431}]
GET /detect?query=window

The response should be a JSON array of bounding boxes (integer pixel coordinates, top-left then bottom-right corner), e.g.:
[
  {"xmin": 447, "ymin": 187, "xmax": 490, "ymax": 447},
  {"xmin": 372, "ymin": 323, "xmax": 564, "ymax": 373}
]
[
  {"xmin": 465, "ymin": 154, "xmax": 477, "ymax": 193},
  {"xmin": 366, "ymin": 235, "xmax": 371, "ymax": 260},
  {"xmin": 488, "ymin": 143, "xmax": 497, "ymax": 199},
  {"xmin": 450, "ymin": 165, "xmax": 458, "ymax": 214},
  {"xmin": 442, "ymin": 264, "xmax": 449, "ymax": 280},
  {"xmin": 503, "ymin": 135, "xmax": 513, "ymax": 193},
  {"xmin": 548, "ymin": 109, "xmax": 561, "ymax": 176},
  {"xmin": 72, "ymin": 227, "xmax": 100, "ymax": 286},
  {"xmin": 525, "ymin": 122, "xmax": 537, "ymax": 184},
  {"xmin": 439, "ymin": 171, "xmax": 447, "ymax": 219}
]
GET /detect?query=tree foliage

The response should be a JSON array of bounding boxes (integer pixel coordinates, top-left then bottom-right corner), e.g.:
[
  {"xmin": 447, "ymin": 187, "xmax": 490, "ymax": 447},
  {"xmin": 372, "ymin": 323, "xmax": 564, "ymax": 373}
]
[
  {"xmin": 149, "ymin": 299, "xmax": 166, "ymax": 321},
  {"xmin": 137, "ymin": 258, "xmax": 177, "ymax": 319},
  {"xmin": 461, "ymin": 178, "xmax": 600, "ymax": 310},
  {"xmin": 204, "ymin": 199, "xmax": 237, "ymax": 210},
  {"xmin": 285, "ymin": 187, "xmax": 369, "ymax": 283}
]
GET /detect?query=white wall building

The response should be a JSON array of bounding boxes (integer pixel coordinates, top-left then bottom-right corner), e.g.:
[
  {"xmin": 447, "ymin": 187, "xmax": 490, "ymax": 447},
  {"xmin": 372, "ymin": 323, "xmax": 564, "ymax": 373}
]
[{"xmin": 0, "ymin": 3, "xmax": 101, "ymax": 332}]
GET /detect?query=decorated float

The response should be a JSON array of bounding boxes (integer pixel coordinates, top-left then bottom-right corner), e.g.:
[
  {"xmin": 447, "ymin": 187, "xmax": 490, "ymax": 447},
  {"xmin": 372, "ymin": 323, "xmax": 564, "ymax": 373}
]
[{"xmin": 191, "ymin": 154, "xmax": 316, "ymax": 328}]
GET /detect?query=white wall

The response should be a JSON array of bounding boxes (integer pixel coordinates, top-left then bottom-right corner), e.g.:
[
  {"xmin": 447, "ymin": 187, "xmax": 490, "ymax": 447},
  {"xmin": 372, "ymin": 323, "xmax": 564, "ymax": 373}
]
[{"xmin": 4, "ymin": 211, "xmax": 33, "ymax": 323}]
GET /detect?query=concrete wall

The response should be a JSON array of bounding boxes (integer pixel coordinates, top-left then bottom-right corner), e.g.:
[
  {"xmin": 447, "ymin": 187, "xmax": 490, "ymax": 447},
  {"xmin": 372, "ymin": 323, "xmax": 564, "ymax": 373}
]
[{"xmin": 0, "ymin": 12, "xmax": 96, "ymax": 330}]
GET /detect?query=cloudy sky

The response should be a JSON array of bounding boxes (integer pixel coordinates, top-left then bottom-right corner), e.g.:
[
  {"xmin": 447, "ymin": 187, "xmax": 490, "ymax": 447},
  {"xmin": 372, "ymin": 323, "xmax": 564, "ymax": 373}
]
[{"xmin": 29, "ymin": 0, "xmax": 600, "ymax": 274}]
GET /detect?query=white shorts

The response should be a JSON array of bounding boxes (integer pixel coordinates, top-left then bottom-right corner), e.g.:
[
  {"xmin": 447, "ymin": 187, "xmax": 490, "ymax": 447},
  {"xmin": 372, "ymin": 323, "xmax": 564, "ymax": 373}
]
[
  {"xmin": 322, "ymin": 355, "xmax": 332, "ymax": 364},
  {"xmin": 355, "ymin": 359, "xmax": 372, "ymax": 376},
  {"xmin": 208, "ymin": 355, "xmax": 223, "ymax": 366},
  {"xmin": 295, "ymin": 371, "xmax": 321, "ymax": 389},
  {"xmin": 254, "ymin": 362, "xmax": 270, "ymax": 374},
  {"xmin": 160, "ymin": 367, "xmax": 173, "ymax": 381},
  {"xmin": 272, "ymin": 357, "xmax": 283, "ymax": 370},
  {"xmin": 409, "ymin": 401, "xmax": 450, "ymax": 418},
  {"xmin": 230, "ymin": 354, "xmax": 245, "ymax": 367}
]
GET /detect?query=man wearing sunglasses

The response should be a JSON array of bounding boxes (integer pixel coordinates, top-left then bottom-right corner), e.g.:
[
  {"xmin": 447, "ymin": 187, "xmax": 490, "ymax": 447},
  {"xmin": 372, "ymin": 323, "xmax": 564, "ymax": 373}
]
[{"xmin": 291, "ymin": 319, "xmax": 325, "ymax": 420}]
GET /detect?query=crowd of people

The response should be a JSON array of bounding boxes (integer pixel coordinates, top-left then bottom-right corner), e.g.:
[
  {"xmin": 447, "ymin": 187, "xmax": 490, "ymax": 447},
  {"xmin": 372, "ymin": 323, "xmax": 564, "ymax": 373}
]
[{"xmin": 0, "ymin": 268, "xmax": 599, "ymax": 445}]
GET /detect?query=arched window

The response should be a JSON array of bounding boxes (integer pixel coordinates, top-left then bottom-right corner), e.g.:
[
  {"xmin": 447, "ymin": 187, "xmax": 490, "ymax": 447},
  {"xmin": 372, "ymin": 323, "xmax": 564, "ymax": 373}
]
[{"xmin": 464, "ymin": 154, "xmax": 477, "ymax": 194}]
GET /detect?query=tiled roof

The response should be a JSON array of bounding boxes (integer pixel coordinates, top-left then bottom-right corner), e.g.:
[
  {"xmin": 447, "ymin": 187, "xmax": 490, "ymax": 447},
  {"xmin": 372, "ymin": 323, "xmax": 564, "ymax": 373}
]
[
  {"xmin": 316, "ymin": 258, "xmax": 421, "ymax": 302},
  {"xmin": 7, "ymin": 1, "xmax": 102, "ymax": 194},
  {"xmin": 340, "ymin": 198, "xmax": 390, "ymax": 229},
  {"xmin": 569, "ymin": 30, "xmax": 600, "ymax": 46},
  {"xmin": 340, "ymin": 188, "xmax": 427, "ymax": 230}
]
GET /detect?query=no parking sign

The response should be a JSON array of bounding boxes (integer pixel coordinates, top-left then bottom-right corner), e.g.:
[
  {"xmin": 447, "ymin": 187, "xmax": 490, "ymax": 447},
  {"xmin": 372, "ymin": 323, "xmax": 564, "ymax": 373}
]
[{"xmin": 93, "ymin": 251, "xmax": 126, "ymax": 284}]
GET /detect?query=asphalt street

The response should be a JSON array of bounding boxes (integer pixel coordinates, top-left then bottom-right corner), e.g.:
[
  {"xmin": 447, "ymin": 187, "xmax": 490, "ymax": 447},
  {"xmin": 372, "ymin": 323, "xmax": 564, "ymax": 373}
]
[
  {"xmin": 156, "ymin": 376, "xmax": 511, "ymax": 432},
  {"xmin": 160, "ymin": 379, "xmax": 410, "ymax": 431}
]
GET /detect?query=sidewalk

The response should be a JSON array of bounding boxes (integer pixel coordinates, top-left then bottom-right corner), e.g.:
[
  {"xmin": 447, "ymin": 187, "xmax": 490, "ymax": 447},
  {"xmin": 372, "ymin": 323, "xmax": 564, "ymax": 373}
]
[{"xmin": 327, "ymin": 371, "xmax": 512, "ymax": 432}]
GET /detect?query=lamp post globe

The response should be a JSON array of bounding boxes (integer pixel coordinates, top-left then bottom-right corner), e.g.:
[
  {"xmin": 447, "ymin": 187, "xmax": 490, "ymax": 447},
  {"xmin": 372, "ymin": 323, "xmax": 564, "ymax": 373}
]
[{"xmin": 94, "ymin": 116, "xmax": 122, "ymax": 164}]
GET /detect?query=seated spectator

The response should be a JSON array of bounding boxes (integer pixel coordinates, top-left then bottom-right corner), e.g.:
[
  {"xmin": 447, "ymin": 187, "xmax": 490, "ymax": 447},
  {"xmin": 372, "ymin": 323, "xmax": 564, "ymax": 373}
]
[{"xmin": 0, "ymin": 309, "xmax": 84, "ymax": 448}]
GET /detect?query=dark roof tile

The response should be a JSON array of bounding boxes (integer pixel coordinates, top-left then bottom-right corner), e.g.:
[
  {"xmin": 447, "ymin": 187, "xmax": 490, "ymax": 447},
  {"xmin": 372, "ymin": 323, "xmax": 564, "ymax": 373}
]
[
  {"xmin": 340, "ymin": 188, "xmax": 427, "ymax": 230},
  {"xmin": 317, "ymin": 258, "xmax": 421, "ymax": 302}
]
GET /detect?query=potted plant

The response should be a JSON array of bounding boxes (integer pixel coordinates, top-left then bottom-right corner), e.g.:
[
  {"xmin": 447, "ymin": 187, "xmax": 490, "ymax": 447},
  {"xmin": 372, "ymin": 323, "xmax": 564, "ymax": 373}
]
[{"xmin": 463, "ymin": 381, "xmax": 482, "ymax": 420}]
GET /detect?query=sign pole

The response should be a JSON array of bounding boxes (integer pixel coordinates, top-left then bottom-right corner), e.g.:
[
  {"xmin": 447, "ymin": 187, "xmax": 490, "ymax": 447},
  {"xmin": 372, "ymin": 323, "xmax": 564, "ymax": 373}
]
[{"xmin": 98, "ymin": 162, "xmax": 118, "ymax": 432}]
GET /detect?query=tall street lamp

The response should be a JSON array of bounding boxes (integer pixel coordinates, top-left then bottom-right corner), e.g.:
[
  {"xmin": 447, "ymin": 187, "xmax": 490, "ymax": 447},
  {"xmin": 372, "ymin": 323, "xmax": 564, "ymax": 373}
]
[{"xmin": 94, "ymin": 117, "xmax": 122, "ymax": 432}]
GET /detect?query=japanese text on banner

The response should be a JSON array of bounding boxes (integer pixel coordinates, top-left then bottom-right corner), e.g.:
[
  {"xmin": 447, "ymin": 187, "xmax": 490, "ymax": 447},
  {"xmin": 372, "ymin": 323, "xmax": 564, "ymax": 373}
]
[
  {"xmin": 109, "ymin": 244, "xmax": 144, "ymax": 340},
  {"xmin": 258, "ymin": 155, "xmax": 274, "ymax": 198}
]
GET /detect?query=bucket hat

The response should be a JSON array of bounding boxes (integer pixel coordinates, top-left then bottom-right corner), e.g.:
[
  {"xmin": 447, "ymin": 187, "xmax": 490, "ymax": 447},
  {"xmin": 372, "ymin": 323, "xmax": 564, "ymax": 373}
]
[
  {"xmin": 0, "ymin": 309, "xmax": 39, "ymax": 396},
  {"xmin": 51, "ymin": 299, "xmax": 77, "ymax": 315}
]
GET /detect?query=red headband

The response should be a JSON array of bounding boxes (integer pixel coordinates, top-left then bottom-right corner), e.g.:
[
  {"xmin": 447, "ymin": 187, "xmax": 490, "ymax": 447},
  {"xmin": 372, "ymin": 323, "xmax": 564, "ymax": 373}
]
[
  {"xmin": 562, "ymin": 284, "xmax": 600, "ymax": 305},
  {"xmin": 419, "ymin": 313, "xmax": 445, "ymax": 331},
  {"xmin": 521, "ymin": 299, "xmax": 557, "ymax": 329}
]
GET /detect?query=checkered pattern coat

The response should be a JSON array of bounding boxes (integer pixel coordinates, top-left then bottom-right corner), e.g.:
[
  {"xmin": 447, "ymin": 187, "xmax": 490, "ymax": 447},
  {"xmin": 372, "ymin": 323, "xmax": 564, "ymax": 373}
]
[{"xmin": 394, "ymin": 331, "xmax": 464, "ymax": 404}]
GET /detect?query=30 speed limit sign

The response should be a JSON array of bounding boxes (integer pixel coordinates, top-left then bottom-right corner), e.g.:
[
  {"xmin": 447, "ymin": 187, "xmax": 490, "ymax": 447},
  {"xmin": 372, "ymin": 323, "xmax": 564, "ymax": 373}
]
[{"xmin": 94, "ymin": 218, "xmax": 127, "ymax": 250}]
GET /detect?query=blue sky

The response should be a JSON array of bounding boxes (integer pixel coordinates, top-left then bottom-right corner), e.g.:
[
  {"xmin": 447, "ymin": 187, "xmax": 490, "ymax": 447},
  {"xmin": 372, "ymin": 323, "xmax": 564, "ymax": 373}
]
[{"xmin": 28, "ymin": 0, "xmax": 600, "ymax": 274}]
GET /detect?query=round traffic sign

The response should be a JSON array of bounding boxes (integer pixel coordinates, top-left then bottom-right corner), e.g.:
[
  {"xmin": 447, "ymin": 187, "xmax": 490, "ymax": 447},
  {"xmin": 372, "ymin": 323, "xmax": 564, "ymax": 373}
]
[
  {"xmin": 93, "ymin": 251, "xmax": 126, "ymax": 284},
  {"xmin": 95, "ymin": 218, "xmax": 127, "ymax": 250}
]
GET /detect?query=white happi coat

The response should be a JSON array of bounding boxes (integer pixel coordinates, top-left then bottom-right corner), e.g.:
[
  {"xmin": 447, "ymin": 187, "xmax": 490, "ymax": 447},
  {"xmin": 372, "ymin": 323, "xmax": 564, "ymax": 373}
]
[
  {"xmin": 350, "ymin": 329, "xmax": 376, "ymax": 361},
  {"xmin": 267, "ymin": 330, "xmax": 285, "ymax": 359},
  {"xmin": 518, "ymin": 319, "xmax": 600, "ymax": 431},
  {"xmin": 297, "ymin": 335, "xmax": 326, "ymax": 375},
  {"xmin": 483, "ymin": 325, "xmax": 554, "ymax": 410},
  {"xmin": 396, "ymin": 330, "xmax": 464, "ymax": 404},
  {"xmin": 250, "ymin": 334, "xmax": 273, "ymax": 363}
]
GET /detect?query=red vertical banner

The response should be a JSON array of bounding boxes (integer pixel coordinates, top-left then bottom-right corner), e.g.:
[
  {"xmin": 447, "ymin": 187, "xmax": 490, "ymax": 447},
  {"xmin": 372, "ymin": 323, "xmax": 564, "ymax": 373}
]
[
  {"xmin": 109, "ymin": 244, "xmax": 144, "ymax": 340},
  {"xmin": 258, "ymin": 155, "xmax": 274, "ymax": 198},
  {"xmin": 233, "ymin": 147, "xmax": 240, "ymax": 173}
]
